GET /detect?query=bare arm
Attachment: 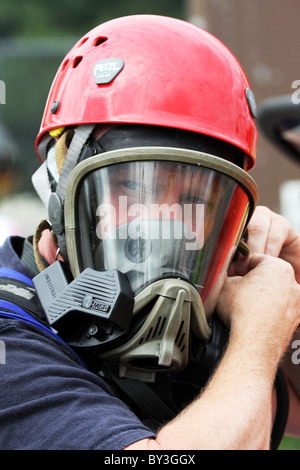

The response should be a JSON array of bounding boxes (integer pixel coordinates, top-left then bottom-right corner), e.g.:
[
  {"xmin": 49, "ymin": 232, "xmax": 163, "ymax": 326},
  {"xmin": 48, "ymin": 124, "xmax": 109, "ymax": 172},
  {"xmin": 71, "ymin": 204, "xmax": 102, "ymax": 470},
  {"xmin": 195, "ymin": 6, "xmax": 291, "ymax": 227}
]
[
  {"xmin": 126, "ymin": 254, "xmax": 300, "ymax": 450},
  {"xmin": 245, "ymin": 206, "xmax": 300, "ymax": 436},
  {"xmin": 246, "ymin": 205, "xmax": 300, "ymax": 283}
]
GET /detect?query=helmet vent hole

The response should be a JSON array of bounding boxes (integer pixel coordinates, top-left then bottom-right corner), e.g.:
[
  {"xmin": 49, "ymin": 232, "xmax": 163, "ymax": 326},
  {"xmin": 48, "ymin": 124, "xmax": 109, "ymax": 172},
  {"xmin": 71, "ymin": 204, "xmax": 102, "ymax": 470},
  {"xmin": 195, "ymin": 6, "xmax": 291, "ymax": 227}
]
[
  {"xmin": 93, "ymin": 36, "xmax": 108, "ymax": 47},
  {"xmin": 72, "ymin": 56, "xmax": 83, "ymax": 68},
  {"xmin": 61, "ymin": 59, "xmax": 69, "ymax": 71},
  {"xmin": 78, "ymin": 37, "xmax": 89, "ymax": 47}
]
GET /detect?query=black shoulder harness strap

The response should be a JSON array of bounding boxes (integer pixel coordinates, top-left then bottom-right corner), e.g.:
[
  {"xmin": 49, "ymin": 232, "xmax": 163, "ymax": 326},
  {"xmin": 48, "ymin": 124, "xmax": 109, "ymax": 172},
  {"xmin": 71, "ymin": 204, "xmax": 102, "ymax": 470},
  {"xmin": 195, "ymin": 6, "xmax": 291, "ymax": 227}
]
[
  {"xmin": 0, "ymin": 237, "xmax": 48, "ymax": 326},
  {"xmin": 103, "ymin": 365, "xmax": 176, "ymax": 425},
  {"xmin": 0, "ymin": 270, "xmax": 49, "ymax": 326}
]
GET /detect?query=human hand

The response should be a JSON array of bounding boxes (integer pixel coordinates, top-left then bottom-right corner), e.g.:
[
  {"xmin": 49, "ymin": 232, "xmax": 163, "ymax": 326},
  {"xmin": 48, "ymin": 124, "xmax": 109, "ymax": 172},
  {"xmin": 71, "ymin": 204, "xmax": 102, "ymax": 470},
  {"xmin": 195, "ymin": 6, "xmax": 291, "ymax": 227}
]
[
  {"xmin": 217, "ymin": 254, "xmax": 300, "ymax": 363},
  {"xmin": 246, "ymin": 206, "xmax": 300, "ymax": 283}
]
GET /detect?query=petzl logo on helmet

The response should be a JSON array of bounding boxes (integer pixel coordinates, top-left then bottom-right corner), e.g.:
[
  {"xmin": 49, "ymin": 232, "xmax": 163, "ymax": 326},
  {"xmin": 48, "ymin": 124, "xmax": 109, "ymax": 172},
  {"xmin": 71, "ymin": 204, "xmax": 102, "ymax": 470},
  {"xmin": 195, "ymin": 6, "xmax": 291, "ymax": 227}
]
[{"xmin": 93, "ymin": 58, "xmax": 124, "ymax": 85}]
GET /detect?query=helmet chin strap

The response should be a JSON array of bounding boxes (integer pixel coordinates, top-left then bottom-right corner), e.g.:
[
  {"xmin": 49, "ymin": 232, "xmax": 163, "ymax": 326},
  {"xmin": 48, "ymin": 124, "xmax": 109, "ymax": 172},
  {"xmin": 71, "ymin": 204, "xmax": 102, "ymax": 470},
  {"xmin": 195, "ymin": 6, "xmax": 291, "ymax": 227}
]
[
  {"xmin": 32, "ymin": 125, "xmax": 96, "ymax": 270},
  {"xmin": 51, "ymin": 124, "xmax": 96, "ymax": 263},
  {"xmin": 55, "ymin": 125, "xmax": 96, "ymax": 201}
]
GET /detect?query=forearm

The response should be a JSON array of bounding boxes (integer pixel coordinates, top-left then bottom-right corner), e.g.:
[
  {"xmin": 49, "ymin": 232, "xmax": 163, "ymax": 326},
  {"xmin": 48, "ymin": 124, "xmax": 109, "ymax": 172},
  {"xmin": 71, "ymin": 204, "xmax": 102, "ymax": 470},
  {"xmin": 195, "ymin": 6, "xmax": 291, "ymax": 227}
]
[
  {"xmin": 127, "ymin": 331, "xmax": 275, "ymax": 450},
  {"xmin": 127, "ymin": 254, "xmax": 300, "ymax": 450}
]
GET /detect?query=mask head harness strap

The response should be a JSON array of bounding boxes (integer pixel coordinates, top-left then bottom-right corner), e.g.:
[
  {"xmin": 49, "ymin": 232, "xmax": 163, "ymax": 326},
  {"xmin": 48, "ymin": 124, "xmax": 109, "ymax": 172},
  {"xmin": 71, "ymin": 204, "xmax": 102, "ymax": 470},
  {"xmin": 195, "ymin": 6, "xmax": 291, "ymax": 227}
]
[{"xmin": 33, "ymin": 124, "xmax": 96, "ymax": 267}]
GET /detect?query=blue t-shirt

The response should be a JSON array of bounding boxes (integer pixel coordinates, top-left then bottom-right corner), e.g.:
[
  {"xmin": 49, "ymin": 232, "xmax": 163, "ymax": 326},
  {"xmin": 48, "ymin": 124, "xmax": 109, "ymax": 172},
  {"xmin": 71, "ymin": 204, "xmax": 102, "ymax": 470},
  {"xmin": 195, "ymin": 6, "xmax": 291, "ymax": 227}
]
[{"xmin": 0, "ymin": 237, "xmax": 155, "ymax": 450}]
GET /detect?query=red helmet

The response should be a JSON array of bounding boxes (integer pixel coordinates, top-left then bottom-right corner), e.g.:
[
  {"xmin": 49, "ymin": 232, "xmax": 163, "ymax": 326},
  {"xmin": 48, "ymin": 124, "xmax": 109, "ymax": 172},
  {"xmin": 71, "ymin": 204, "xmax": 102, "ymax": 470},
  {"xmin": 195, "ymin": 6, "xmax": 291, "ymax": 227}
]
[{"xmin": 36, "ymin": 15, "xmax": 257, "ymax": 169}]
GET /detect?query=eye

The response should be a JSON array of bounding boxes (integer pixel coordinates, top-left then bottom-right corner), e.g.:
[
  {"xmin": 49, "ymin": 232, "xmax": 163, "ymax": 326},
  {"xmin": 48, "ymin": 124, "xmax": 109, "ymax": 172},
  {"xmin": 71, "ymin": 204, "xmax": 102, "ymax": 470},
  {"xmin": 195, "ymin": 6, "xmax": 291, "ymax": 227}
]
[
  {"xmin": 180, "ymin": 195, "xmax": 208, "ymax": 205},
  {"xmin": 122, "ymin": 180, "xmax": 140, "ymax": 191}
]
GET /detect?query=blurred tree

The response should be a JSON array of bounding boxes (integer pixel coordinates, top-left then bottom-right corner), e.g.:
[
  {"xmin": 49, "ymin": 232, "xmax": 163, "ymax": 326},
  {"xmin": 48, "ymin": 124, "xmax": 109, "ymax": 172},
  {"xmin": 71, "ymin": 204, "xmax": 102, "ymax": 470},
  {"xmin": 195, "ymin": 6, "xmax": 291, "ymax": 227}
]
[
  {"xmin": 0, "ymin": 0, "xmax": 183, "ymax": 38},
  {"xmin": 0, "ymin": 0, "xmax": 183, "ymax": 193}
]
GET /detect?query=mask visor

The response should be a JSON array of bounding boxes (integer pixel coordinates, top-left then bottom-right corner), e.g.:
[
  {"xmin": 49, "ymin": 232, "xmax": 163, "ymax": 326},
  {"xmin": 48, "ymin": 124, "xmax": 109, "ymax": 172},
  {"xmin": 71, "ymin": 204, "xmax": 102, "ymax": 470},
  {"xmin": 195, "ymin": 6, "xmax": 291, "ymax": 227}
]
[{"xmin": 64, "ymin": 147, "xmax": 258, "ymax": 322}]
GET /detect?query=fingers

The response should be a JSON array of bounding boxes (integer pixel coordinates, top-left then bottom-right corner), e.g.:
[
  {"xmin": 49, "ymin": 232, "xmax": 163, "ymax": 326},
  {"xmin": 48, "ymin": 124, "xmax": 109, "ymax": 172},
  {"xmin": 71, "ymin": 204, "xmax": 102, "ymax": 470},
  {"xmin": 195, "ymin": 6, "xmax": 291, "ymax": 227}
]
[
  {"xmin": 247, "ymin": 206, "xmax": 300, "ymax": 283},
  {"xmin": 247, "ymin": 206, "xmax": 284, "ymax": 256},
  {"xmin": 217, "ymin": 254, "xmax": 300, "ymax": 347},
  {"xmin": 227, "ymin": 253, "xmax": 265, "ymax": 277}
]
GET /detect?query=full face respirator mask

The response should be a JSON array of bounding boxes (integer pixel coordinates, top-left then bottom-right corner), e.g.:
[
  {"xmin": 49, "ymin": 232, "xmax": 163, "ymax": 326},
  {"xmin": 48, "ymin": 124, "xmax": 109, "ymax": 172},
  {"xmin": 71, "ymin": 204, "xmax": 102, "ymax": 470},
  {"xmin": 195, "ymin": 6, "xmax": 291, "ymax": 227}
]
[{"xmin": 33, "ymin": 142, "xmax": 258, "ymax": 382}]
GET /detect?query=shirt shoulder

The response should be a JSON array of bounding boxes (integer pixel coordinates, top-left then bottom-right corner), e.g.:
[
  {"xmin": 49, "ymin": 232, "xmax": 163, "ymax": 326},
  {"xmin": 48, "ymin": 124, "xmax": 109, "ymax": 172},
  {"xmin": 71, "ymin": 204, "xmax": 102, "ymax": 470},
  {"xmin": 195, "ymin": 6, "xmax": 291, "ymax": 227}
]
[
  {"xmin": 0, "ymin": 236, "xmax": 34, "ymax": 279},
  {"xmin": 0, "ymin": 238, "xmax": 155, "ymax": 449},
  {"xmin": 0, "ymin": 317, "xmax": 154, "ymax": 450}
]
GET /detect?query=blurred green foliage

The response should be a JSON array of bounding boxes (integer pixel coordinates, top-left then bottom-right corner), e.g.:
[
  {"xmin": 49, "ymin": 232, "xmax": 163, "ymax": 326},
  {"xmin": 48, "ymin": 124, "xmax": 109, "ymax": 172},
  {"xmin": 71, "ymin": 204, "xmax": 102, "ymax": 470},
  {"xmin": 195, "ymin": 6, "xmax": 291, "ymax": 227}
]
[
  {"xmin": 0, "ymin": 0, "xmax": 183, "ymax": 191},
  {"xmin": 279, "ymin": 435, "xmax": 300, "ymax": 450},
  {"xmin": 0, "ymin": 0, "xmax": 183, "ymax": 38}
]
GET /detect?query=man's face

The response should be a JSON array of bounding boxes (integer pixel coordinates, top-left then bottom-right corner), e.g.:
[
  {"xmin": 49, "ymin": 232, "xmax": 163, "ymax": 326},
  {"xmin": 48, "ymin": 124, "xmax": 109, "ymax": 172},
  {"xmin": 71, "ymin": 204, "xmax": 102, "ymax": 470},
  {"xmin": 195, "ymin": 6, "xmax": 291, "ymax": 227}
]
[
  {"xmin": 95, "ymin": 161, "xmax": 222, "ymax": 249},
  {"xmin": 71, "ymin": 148, "xmax": 254, "ymax": 318}
]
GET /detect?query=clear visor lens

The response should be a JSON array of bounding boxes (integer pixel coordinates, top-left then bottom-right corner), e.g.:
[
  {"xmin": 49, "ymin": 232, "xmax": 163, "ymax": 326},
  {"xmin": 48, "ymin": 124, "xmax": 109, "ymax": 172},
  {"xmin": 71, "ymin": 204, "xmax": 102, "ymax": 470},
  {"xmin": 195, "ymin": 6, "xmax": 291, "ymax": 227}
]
[{"xmin": 74, "ymin": 159, "xmax": 252, "ymax": 319}]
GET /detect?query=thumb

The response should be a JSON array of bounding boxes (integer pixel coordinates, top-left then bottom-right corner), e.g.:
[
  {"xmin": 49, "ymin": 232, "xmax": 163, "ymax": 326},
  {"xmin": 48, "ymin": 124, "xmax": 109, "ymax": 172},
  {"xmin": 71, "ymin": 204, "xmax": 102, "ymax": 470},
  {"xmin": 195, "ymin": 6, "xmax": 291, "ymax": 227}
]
[{"xmin": 227, "ymin": 253, "xmax": 267, "ymax": 277}]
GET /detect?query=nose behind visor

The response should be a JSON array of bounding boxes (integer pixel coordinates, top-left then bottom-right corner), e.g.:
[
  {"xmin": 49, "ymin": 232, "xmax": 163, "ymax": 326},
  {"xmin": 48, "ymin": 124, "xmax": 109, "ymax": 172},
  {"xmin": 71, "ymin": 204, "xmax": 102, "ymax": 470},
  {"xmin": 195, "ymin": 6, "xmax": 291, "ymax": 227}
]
[
  {"xmin": 96, "ymin": 219, "xmax": 201, "ymax": 294},
  {"xmin": 64, "ymin": 147, "xmax": 258, "ymax": 323}
]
